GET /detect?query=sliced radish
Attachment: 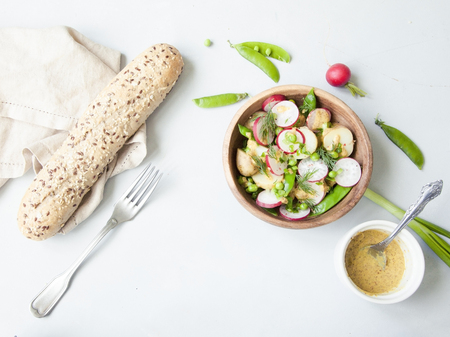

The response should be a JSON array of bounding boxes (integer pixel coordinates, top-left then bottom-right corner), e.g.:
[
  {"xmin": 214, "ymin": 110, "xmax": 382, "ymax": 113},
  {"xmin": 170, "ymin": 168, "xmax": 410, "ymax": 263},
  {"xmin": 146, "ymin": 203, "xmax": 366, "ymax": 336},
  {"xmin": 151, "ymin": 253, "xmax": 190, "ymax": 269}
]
[
  {"xmin": 322, "ymin": 124, "xmax": 354, "ymax": 157},
  {"xmin": 276, "ymin": 128, "xmax": 305, "ymax": 154},
  {"xmin": 253, "ymin": 116, "xmax": 275, "ymax": 146},
  {"xmin": 306, "ymin": 108, "xmax": 331, "ymax": 130},
  {"xmin": 262, "ymin": 94, "xmax": 286, "ymax": 112},
  {"xmin": 252, "ymin": 170, "xmax": 283, "ymax": 190},
  {"xmin": 279, "ymin": 204, "xmax": 310, "ymax": 220},
  {"xmin": 297, "ymin": 157, "xmax": 328, "ymax": 182},
  {"xmin": 256, "ymin": 189, "xmax": 282, "ymax": 208},
  {"xmin": 272, "ymin": 101, "xmax": 300, "ymax": 127},
  {"xmin": 333, "ymin": 158, "xmax": 361, "ymax": 187},
  {"xmin": 244, "ymin": 111, "xmax": 267, "ymax": 130},
  {"xmin": 293, "ymin": 180, "xmax": 326, "ymax": 205},
  {"xmin": 292, "ymin": 126, "xmax": 318, "ymax": 160},
  {"xmin": 265, "ymin": 146, "xmax": 288, "ymax": 176},
  {"xmin": 307, "ymin": 181, "xmax": 326, "ymax": 205}
]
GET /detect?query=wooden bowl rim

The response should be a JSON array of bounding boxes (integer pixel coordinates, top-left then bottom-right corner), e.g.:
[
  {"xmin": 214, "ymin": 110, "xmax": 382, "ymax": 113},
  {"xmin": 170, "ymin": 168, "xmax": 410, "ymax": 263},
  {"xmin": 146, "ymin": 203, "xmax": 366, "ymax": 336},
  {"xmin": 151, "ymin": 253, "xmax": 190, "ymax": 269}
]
[{"xmin": 222, "ymin": 84, "xmax": 373, "ymax": 229}]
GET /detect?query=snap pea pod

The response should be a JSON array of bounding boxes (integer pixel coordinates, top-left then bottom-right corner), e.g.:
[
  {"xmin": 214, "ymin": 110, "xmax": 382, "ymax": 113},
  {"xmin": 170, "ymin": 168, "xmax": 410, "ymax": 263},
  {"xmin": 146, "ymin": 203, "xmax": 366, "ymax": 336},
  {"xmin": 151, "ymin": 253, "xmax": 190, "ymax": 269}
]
[
  {"xmin": 264, "ymin": 208, "xmax": 279, "ymax": 216},
  {"xmin": 229, "ymin": 41, "xmax": 280, "ymax": 83},
  {"xmin": 236, "ymin": 41, "xmax": 291, "ymax": 63},
  {"xmin": 193, "ymin": 92, "xmax": 248, "ymax": 108},
  {"xmin": 311, "ymin": 185, "xmax": 352, "ymax": 216},
  {"xmin": 299, "ymin": 88, "xmax": 317, "ymax": 117},
  {"xmin": 238, "ymin": 124, "xmax": 254, "ymax": 140},
  {"xmin": 283, "ymin": 170, "xmax": 296, "ymax": 195},
  {"xmin": 375, "ymin": 115, "xmax": 424, "ymax": 170}
]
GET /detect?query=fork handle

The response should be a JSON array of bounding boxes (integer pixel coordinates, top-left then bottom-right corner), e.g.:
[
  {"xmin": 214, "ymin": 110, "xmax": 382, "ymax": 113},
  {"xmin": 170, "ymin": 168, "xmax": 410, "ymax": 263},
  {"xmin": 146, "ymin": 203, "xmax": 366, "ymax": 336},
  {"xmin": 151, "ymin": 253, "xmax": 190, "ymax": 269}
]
[
  {"xmin": 30, "ymin": 218, "xmax": 119, "ymax": 318},
  {"xmin": 378, "ymin": 180, "xmax": 443, "ymax": 250}
]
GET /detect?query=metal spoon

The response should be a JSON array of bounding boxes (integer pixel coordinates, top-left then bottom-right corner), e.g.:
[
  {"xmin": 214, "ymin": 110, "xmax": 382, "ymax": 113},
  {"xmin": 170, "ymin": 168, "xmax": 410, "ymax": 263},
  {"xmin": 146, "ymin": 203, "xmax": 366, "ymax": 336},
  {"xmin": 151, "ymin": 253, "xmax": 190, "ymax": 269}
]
[{"xmin": 365, "ymin": 180, "xmax": 443, "ymax": 269}]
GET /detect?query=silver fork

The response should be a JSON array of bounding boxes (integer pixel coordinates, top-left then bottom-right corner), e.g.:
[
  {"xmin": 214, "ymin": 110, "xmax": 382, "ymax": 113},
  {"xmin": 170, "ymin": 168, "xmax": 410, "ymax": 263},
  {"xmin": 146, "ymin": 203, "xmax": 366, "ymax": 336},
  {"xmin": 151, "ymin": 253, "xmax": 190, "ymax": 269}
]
[{"xmin": 30, "ymin": 163, "xmax": 162, "ymax": 318}]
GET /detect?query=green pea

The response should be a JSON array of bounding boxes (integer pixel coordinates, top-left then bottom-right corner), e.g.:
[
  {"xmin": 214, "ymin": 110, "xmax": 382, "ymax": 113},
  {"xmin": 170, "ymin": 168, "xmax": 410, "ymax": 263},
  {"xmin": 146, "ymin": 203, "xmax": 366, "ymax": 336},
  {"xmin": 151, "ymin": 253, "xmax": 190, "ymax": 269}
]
[
  {"xmin": 247, "ymin": 177, "xmax": 254, "ymax": 183},
  {"xmin": 300, "ymin": 203, "xmax": 308, "ymax": 210},
  {"xmin": 288, "ymin": 159, "xmax": 297, "ymax": 166},
  {"xmin": 275, "ymin": 182, "xmax": 284, "ymax": 190},
  {"xmin": 193, "ymin": 93, "xmax": 248, "ymax": 108},
  {"xmin": 276, "ymin": 126, "xmax": 283, "ymax": 135},
  {"xmin": 375, "ymin": 115, "xmax": 424, "ymax": 170},
  {"xmin": 278, "ymin": 190, "xmax": 286, "ymax": 196},
  {"xmin": 265, "ymin": 48, "xmax": 272, "ymax": 56},
  {"xmin": 287, "ymin": 134, "xmax": 297, "ymax": 143},
  {"xmin": 337, "ymin": 168, "xmax": 343, "ymax": 175},
  {"xmin": 247, "ymin": 184, "xmax": 258, "ymax": 192},
  {"xmin": 254, "ymin": 46, "xmax": 259, "ymax": 52},
  {"xmin": 328, "ymin": 171, "xmax": 337, "ymax": 178},
  {"xmin": 310, "ymin": 153, "xmax": 320, "ymax": 161},
  {"xmin": 204, "ymin": 39, "xmax": 211, "ymax": 47},
  {"xmin": 330, "ymin": 151, "xmax": 339, "ymax": 159},
  {"xmin": 291, "ymin": 165, "xmax": 298, "ymax": 171},
  {"xmin": 238, "ymin": 176, "xmax": 246, "ymax": 185}
]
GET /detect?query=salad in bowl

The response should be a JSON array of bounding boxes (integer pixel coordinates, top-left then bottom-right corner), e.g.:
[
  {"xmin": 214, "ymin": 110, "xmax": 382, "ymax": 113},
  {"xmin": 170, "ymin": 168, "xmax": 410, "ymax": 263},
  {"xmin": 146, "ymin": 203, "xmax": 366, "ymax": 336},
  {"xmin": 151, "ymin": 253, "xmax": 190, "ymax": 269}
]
[{"xmin": 223, "ymin": 85, "xmax": 372, "ymax": 229}]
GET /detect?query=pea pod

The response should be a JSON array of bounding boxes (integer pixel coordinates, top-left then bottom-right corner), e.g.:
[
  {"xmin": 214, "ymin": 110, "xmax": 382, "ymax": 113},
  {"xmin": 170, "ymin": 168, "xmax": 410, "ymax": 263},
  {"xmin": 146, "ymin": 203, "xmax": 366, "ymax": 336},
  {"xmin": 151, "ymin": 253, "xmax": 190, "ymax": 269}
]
[
  {"xmin": 238, "ymin": 124, "xmax": 254, "ymax": 140},
  {"xmin": 229, "ymin": 41, "xmax": 280, "ymax": 83},
  {"xmin": 237, "ymin": 41, "xmax": 291, "ymax": 63},
  {"xmin": 311, "ymin": 185, "xmax": 352, "ymax": 216},
  {"xmin": 193, "ymin": 92, "xmax": 248, "ymax": 108},
  {"xmin": 375, "ymin": 115, "xmax": 424, "ymax": 170},
  {"xmin": 299, "ymin": 88, "xmax": 317, "ymax": 116},
  {"xmin": 283, "ymin": 171, "xmax": 296, "ymax": 195},
  {"xmin": 263, "ymin": 207, "xmax": 279, "ymax": 216}
]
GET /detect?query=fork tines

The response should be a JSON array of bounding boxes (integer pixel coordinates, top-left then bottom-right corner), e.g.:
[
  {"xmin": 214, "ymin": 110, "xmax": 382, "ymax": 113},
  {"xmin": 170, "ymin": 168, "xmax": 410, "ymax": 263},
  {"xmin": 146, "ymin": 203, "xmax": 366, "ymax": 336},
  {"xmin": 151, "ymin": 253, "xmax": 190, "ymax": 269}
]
[{"xmin": 122, "ymin": 163, "xmax": 162, "ymax": 207}]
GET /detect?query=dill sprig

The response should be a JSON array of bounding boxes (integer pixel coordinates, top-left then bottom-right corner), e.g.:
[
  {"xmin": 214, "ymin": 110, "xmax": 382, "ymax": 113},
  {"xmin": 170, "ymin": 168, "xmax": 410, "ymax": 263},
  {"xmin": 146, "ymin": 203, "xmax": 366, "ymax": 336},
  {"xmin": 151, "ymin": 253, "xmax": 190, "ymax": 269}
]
[
  {"xmin": 267, "ymin": 145, "xmax": 277, "ymax": 159},
  {"xmin": 316, "ymin": 146, "xmax": 338, "ymax": 170},
  {"xmin": 252, "ymin": 155, "xmax": 269, "ymax": 177},
  {"xmin": 296, "ymin": 169, "xmax": 318, "ymax": 195},
  {"xmin": 260, "ymin": 111, "xmax": 277, "ymax": 143}
]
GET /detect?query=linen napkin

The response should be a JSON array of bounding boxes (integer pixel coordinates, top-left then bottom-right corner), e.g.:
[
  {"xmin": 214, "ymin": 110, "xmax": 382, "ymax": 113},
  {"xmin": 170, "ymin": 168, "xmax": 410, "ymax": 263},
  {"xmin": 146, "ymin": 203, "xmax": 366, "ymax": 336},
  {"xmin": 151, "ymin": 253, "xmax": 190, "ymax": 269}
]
[{"xmin": 0, "ymin": 26, "xmax": 148, "ymax": 234}]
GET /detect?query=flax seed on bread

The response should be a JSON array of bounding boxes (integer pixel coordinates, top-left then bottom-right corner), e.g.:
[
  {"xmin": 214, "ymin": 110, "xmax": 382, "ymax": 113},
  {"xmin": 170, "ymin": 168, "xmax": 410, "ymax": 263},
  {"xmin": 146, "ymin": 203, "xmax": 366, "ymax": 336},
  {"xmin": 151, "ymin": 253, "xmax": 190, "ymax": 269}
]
[{"xmin": 17, "ymin": 43, "xmax": 183, "ymax": 241}]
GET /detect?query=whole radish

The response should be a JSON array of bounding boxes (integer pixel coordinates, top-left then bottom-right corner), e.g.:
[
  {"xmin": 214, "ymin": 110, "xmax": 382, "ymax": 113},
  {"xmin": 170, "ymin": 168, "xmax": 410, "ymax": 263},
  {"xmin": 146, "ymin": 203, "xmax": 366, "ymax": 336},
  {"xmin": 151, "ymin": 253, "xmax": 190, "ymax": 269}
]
[{"xmin": 326, "ymin": 63, "xmax": 367, "ymax": 97}]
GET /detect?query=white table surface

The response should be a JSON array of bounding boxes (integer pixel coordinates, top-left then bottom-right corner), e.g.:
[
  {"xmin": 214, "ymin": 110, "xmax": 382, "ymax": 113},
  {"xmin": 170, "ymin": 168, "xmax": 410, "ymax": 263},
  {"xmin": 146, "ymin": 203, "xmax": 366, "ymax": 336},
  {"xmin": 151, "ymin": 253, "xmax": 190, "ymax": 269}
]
[{"xmin": 1, "ymin": 0, "xmax": 450, "ymax": 336}]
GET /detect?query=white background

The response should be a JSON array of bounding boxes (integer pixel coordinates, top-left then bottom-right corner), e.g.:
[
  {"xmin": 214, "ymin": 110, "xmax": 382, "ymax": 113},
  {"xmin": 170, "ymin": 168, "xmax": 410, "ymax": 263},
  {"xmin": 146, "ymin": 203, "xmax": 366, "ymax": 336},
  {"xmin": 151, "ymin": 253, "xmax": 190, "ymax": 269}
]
[{"xmin": 1, "ymin": 0, "xmax": 450, "ymax": 336}]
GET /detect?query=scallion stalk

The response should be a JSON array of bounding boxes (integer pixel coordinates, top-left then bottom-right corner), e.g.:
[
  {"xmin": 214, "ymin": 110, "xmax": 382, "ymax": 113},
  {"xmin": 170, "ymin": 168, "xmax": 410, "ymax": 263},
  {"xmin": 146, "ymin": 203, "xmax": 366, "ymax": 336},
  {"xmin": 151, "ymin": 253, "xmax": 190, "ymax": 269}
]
[{"xmin": 364, "ymin": 188, "xmax": 450, "ymax": 268}]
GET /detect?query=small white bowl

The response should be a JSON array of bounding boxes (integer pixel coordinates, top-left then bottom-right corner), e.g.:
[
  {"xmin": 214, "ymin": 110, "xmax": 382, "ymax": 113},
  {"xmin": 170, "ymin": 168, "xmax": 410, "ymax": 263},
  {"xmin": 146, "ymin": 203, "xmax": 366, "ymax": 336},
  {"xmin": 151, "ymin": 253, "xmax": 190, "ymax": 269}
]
[{"xmin": 334, "ymin": 220, "xmax": 425, "ymax": 304}]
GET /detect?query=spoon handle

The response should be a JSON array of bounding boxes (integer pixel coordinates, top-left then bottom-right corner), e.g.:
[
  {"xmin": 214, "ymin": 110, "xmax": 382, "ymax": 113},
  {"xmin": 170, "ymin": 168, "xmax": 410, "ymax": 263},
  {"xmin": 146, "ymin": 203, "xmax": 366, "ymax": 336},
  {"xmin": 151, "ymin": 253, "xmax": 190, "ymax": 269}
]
[{"xmin": 379, "ymin": 180, "xmax": 443, "ymax": 249}]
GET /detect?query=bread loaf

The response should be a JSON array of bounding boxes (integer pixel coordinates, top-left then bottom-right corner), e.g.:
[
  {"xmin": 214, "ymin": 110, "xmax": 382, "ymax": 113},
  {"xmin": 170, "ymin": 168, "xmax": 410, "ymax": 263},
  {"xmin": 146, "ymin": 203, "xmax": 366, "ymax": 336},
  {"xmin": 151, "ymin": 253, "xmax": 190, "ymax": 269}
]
[{"xmin": 17, "ymin": 43, "xmax": 183, "ymax": 241}]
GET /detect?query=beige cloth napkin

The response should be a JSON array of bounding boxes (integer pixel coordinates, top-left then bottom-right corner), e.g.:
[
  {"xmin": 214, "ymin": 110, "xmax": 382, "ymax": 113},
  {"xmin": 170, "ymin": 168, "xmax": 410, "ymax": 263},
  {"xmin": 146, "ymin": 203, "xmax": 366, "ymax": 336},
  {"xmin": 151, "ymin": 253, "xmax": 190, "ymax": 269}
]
[{"xmin": 0, "ymin": 26, "xmax": 148, "ymax": 234}]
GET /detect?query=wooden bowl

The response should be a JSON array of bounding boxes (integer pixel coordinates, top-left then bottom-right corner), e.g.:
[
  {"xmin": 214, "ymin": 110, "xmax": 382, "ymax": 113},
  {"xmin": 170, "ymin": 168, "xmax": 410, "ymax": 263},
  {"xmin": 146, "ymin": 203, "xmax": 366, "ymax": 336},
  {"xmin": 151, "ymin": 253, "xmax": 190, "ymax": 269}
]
[{"xmin": 222, "ymin": 85, "xmax": 373, "ymax": 229}]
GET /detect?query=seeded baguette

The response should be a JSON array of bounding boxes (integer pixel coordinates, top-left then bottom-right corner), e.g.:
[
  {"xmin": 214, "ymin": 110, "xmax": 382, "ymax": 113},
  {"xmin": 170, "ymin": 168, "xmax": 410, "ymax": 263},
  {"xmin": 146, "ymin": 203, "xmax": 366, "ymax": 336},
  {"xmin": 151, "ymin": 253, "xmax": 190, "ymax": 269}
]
[{"xmin": 17, "ymin": 43, "xmax": 183, "ymax": 241}]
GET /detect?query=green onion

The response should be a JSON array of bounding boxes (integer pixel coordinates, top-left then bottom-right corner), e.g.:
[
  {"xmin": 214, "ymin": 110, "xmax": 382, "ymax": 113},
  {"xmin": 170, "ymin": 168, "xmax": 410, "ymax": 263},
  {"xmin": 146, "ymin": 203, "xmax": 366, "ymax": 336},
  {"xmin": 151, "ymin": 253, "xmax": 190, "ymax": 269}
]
[{"xmin": 364, "ymin": 188, "xmax": 450, "ymax": 268}]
